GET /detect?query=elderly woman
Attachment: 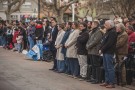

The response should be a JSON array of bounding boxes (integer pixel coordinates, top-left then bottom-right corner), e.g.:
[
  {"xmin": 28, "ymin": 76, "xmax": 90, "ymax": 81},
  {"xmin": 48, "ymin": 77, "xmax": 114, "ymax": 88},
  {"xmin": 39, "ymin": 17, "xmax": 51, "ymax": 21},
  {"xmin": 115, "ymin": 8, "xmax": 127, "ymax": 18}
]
[
  {"xmin": 55, "ymin": 24, "xmax": 65, "ymax": 72},
  {"xmin": 65, "ymin": 22, "xmax": 80, "ymax": 78}
]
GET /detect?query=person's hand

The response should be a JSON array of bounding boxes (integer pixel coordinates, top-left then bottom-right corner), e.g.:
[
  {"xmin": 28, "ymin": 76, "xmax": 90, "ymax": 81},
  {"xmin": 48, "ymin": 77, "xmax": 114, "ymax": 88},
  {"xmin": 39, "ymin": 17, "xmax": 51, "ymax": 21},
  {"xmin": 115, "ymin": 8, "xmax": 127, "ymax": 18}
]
[
  {"xmin": 55, "ymin": 45, "xmax": 61, "ymax": 49},
  {"xmin": 99, "ymin": 50, "xmax": 102, "ymax": 55},
  {"xmin": 65, "ymin": 45, "xmax": 68, "ymax": 48},
  {"xmin": 55, "ymin": 46, "xmax": 58, "ymax": 49},
  {"xmin": 35, "ymin": 37, "xmax": 38, "ymax": 39}
]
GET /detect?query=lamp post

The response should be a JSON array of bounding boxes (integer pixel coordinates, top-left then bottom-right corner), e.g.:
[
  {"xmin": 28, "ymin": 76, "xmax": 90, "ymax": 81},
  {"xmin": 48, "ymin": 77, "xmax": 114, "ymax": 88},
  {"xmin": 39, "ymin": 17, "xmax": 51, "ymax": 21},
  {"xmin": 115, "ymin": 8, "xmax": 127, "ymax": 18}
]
[
  {"xmin": 72, "ymin": 3, "xmax": 75, "ymax": 22},
  {"xmin": 38, "ymin": 0, "xmax": 40, "ymax": 20}
]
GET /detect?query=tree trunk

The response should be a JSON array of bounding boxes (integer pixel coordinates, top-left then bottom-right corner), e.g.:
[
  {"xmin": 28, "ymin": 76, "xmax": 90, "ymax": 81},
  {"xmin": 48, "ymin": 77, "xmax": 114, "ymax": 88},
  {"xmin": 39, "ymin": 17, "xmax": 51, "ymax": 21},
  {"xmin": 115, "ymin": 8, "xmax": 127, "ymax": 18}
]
[
  {"xmin": 57, "ymin": 10, "xmax": 64, "ymax": 24},
  {"xmin": 6, "ymin": 13, "xmax": 11, "ymax": 23}
]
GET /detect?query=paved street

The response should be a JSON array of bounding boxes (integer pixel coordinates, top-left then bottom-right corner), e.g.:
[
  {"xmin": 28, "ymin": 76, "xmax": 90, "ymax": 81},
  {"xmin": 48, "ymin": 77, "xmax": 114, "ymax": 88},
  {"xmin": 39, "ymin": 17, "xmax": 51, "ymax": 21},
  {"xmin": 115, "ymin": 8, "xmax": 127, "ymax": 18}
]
[{"xmin": 0, "ymin": 48, "xmax": 132, "ymax": 90}]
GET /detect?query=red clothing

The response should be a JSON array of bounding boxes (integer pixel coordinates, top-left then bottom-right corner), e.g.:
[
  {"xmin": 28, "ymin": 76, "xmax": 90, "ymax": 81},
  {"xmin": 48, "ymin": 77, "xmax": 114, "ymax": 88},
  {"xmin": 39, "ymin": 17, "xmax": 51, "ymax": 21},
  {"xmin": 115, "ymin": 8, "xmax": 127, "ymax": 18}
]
[
  {"xmin": 36, "ymin": 25, "xmax": 43, "ymax": 29},
  {"xmin": 12, "ymin": 31, "xmax": 19, "ymax": 43},
  {"xmin": 128, "ymin": 32, "xmax": 135, "ymax": 52}
]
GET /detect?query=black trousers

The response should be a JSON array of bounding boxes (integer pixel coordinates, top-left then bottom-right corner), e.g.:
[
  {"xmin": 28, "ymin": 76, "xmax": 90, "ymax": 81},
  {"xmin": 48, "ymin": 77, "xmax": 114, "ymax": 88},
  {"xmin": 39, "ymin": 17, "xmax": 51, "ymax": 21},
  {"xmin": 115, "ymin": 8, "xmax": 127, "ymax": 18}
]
[
  {"xmin": 87, "ymin": 54, "xmax": 103, "ymax": 81},
  {"xmin": 50, "ymin": 46, "xmax": 57, "ymax": 69}
]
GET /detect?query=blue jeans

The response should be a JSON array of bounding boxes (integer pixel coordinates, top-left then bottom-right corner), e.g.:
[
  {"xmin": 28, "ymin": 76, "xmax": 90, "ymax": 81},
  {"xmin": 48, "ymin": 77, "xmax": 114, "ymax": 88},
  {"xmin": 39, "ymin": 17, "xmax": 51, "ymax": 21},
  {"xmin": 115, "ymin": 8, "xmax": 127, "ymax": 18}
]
[
  {"xmin": 65, "ymin": 58, "xmax": 71, "ymax": 74},
  {"xmin": 2, "ymin": 36, "xmax": 7, "ymax": 47},
  {"xmin": 17, "ymin": 43, "xmax": 22, "ymax": 52},
  {"xmin": 57, "ymin": 60, "xmax": 65, "ymax": 72},
  {"xmin": 36, "ymin": 40, "xmax": 42, "ymax": 44},
  {"xmin": 103, "ymin": 54, "xmax": 115, "ymax": 85},
  {"xmin": 0, "ymin": 36, "xmax": 3, "ymax": 46},
  {"xmin": 0, "ymin": 36, "xmax": 6, "ymax": 47},
  {"xmin": 28, "ymin": 36, "xmax": 35, "ymax": 50},
  {"xmin": 69, "ymin": 58, "xmax": 80, "ymax": 76}
]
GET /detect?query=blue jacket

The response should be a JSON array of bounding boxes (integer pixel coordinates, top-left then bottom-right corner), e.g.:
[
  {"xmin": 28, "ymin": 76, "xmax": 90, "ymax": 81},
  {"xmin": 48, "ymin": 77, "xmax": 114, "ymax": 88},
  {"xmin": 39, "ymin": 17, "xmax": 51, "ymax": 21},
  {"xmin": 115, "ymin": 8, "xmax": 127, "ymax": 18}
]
[{"xmin": 60, "ymin": 29, "xmax": 71, "ymax": 54}]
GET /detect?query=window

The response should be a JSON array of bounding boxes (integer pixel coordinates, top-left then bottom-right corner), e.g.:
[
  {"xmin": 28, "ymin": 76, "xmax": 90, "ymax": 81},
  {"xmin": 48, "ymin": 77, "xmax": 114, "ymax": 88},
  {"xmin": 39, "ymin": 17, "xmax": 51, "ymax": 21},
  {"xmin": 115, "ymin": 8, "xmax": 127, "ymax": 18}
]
[
  {"xmin": 11, "ymin": 15, "xmax": 18, "ymax": 20},
  {"xmin": 22, "ymin": 2, "xmax": 31, "ymax": 8}
]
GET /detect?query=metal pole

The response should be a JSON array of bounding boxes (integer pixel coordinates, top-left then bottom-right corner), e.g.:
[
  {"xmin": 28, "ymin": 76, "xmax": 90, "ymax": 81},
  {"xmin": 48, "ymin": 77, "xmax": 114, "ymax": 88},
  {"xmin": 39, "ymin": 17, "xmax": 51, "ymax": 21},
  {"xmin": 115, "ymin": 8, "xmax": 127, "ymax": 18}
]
[
  {"xmin": 72, "ymin": 4, "xmax": 75, "ymax": 22},
  {"xmin": 38, "ymin": 0, "xmax": 40, "ymax": 20}
]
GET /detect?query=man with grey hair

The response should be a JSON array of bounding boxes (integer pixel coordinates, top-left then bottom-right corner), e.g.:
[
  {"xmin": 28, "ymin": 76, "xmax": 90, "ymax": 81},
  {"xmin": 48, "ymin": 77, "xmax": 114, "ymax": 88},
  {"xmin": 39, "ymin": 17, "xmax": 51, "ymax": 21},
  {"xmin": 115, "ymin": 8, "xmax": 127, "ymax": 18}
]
[
  {"xmin": 99, "ymin": 20, "xmax": 117, "ymax": 88},
  {"xmin": 115, "ymin": 23, "xmax": 128, "ymax": 86}
]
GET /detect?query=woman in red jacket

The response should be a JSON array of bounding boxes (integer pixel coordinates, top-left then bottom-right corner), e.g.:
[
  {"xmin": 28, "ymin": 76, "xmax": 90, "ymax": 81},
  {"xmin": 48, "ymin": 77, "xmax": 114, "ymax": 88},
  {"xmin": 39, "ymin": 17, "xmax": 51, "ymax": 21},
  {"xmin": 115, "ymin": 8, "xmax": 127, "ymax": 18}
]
[{"xmin": 126, "ymin": 25, "xmax": 135, "ymax": 53}]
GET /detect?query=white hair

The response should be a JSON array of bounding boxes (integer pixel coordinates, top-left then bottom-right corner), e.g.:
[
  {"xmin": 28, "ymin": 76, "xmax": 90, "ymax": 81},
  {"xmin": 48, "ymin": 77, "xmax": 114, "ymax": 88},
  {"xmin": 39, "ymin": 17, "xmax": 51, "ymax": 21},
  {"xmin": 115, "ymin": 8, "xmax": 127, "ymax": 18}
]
[
  {"xmin": 116, "ymin": 23, "xmax": 126, "ymax": 31},
  {"xmin": 106, "ymin": 20, "xmax": 115, "ymax": 28}
]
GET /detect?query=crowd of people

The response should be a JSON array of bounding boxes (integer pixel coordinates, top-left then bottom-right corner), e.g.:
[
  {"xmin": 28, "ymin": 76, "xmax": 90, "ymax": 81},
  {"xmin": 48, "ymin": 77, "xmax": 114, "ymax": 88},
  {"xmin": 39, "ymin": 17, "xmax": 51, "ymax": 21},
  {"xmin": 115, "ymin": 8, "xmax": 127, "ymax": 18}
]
[{"xmin": 0, "ymin": 16, "xmax": 135, "ymax": 88}]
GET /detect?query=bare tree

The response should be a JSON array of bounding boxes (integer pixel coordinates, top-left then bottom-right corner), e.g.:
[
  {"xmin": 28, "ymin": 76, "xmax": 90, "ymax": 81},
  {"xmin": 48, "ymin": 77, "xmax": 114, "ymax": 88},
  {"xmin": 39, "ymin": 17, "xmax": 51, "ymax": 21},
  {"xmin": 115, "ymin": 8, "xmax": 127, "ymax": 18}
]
[
  {"xmin": 41, "ymin": 0, "xmax": 78, "ymax": 23},
  {"xmin": 76, "ymin": 0, "xmax": 106, "ymax": 20},
  {"xmin": 108, "ymin": 0, "xmax": 135, "ymax": 18},
  {"xmin": 1, "ymin": 0, "xmax": 25, "ymax": 22}
]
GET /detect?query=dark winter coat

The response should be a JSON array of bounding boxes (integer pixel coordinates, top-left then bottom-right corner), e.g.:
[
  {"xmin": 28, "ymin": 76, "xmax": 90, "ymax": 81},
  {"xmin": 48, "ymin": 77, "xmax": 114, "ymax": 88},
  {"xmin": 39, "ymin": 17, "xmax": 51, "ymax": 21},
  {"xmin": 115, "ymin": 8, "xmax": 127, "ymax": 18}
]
[
  {"xmin": 100, "ymin": 27, "xmax": 117, "ymax": 54},
  {"xmin": 50, "ymin": 25, "xmax": 58, "ymax": 51},
  {"xmin": 76, "ymin": 29, "xmax": 89, "ymax": 55},
  {"xmin": 86, "ymin": 27, "xmax": 103, "ymax": 55}
]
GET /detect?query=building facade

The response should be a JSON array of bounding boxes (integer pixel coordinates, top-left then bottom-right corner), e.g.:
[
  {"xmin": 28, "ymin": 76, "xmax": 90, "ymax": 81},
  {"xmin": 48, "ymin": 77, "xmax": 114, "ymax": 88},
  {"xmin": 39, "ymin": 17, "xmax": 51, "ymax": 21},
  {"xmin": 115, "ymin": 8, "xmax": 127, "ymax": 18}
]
[{"xmin": 0, "ymin": 0, "xmax": 38, "ymax": 21}]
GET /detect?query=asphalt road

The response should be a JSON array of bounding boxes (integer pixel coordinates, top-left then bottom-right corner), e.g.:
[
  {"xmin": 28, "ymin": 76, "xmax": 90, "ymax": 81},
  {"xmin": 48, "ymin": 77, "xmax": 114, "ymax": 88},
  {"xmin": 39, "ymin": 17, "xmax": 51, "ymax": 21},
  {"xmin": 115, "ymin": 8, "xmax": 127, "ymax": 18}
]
[{"xmin": 0, "ymin": 48, "xmax": 132, "ymax": 90}]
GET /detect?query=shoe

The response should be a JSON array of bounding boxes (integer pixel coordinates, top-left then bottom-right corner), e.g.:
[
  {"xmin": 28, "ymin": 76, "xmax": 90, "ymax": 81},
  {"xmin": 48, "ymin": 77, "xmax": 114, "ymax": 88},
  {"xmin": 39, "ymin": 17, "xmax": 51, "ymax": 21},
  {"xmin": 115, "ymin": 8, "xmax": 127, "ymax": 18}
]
[
  {"xmin": 49, "ymin": 68, "xmax": 55, "ymax": 71},
  {"xmin": 106, "ymin": 85, "xmax": 115, "ymax": 88},
  {"xmin": 86, "ymin": 79, "xmax": 95, "ymax": 82},
  {"xmin": 77, "ymin": 75, "xmax": 82, "ymax": 79},
  {"xmin": 67, "ymin": 74, "xmax": 73, "ymax": 77},
  {"xmin": 100, "ymin": 83, "xmax": 109, "ymax": 87},
  {"xmin": 91, "ymin": 81, "xmax": 99, "ymax": 84},
  {"xmin": 57, "ymin": 71, "xmax": 64, "ymax": 73},
  {"xmin": 73, "ymin": 76, "xmax": 78, "ymax": 79},
  {"xmin": 120, "ymin": 83, "xmax": 126, "ymax": 87},
  {"xmin": 79, "ymin": 77, "xmax": 87, "ymax": 81},
  {"xmin": 53, "ymin": 69, "xmax": 58, "ymax": 72}
]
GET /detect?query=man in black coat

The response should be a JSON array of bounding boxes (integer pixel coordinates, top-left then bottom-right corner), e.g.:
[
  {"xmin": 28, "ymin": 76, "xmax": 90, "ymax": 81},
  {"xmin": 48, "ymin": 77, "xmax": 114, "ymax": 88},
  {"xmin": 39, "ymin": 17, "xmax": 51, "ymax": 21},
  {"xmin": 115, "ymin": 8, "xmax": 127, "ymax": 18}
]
[
  {"xmin": 49, "ymin": 19, "xmax": 58, "ymax": 71},
  {"xmin": 76, "ymin": 22, "xmax": 89, "ymax": 79},
  {"xmin": 99, "ymin": 20, "xmax": 117, "ymax": 88}
]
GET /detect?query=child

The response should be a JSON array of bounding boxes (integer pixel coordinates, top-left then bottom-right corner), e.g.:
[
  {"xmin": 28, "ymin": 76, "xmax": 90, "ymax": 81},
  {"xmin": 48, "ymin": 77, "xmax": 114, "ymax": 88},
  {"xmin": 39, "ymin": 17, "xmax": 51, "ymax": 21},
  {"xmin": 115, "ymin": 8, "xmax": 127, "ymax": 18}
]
[
  {"xmin": 12, "ymin": 28, "xmax": 19, "ymax": 51},
  {"xmin": 6, "ymin": 26, "xmax": 13, "ymax": 49},
  {"xmin": 16, "ymin": 31, "xmax": 23, "ymax": 53}
]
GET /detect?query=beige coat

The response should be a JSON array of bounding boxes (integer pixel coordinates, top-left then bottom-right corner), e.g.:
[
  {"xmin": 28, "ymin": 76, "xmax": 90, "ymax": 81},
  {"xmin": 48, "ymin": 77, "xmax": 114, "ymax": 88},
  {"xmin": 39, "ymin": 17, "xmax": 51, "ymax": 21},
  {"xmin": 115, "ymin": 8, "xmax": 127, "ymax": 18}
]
[
  {"xmin": 65, "ymin": 29, "xmax": 80, "ymax": 58},
  {"xmin": 116, "ymin": 31, "xmax": 128, "ymax": 55},
  {"xmin": 55, "ymin": 30, "xmax": 65, "ymax": 60}
]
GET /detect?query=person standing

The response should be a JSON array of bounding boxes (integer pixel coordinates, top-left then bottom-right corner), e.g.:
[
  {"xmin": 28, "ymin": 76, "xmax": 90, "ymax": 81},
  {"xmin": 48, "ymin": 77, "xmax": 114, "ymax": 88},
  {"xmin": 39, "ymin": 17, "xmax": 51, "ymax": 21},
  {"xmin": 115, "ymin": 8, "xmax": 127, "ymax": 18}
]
[
  {"xmin": 0, "ymin": 22, "xmax": 7, "ymax": 48},
  {"xmin": 27, "ymin": 21, "xmax": 36, "ymax": 50},
  {"xmin": 49, "ymin": 20, "xmax": 58, "ymax": 71},
  {"xmin": 126, "ymin": 25, "xmax": 135, "ymax": 85},
  {"xmin": 99, "ymin": 20, "xmax": 117, "ymax": 88},
  {"xmin": 35, "ymin": 21, "xmax": 44, "ymax": 44},
  {"xmin": 86, "ymin": 20, "xmax": 103, "ymax": 83},
  {"xmin": 55, "ymin": 24, "xmax": 65, "ymax": 72},
  {"xmin": 16, "ymin": 31, "xmax": 23, "ymax": 53},
  {"xmin": 60, "ymin": 22, "xmax": 72, "ymax": 73},
  {"xmin": 76, "ymin": 22, "xmax": 89, "ymax": 80},
  {"xmin": 65, "ymin": 22, "xmax": 80, "ymax": 78},
  {"xmin": 115, "ymin": 23, "xmax": 128, "ymax": 86}
]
